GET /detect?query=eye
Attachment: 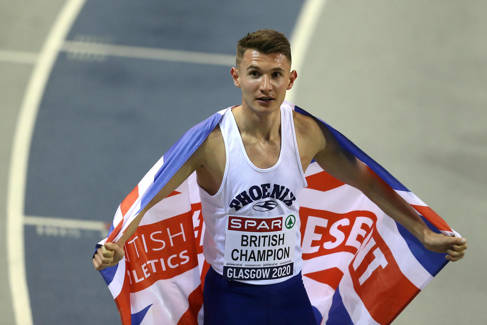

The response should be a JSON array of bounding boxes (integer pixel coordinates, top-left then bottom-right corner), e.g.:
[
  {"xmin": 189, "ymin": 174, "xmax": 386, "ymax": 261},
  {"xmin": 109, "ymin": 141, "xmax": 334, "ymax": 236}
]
[
  {"xmin": 272, "ymin": 71, "xmax": 282, "ymax": 78},
  {"xmin": 249, "ymin": 70, "xmax": 260, "ymax": 77}
]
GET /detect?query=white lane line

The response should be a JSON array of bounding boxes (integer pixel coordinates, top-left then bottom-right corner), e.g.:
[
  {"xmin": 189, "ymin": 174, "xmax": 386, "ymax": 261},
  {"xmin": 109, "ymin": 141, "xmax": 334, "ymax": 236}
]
[
  {"xmin": 6, "ymin": 0, "xmax": 86, "ymax": 324},
  {"xmin": 0, "ymin": 50, "xmax": 37, "ymax": 64},
  {"xmin": 24, "ymin": 216, "xmax": 108, "ymax": 239},
  {"xmin": 24, "ymin": 216, "xmax": 107, "ymax": 232},
  {"xmin": 61, "ymin": 40, "xmax": 236, "ymax": 66},
  {"xmin": 287, "ymin": 0, "xmax": 327, "ymax": 104}
]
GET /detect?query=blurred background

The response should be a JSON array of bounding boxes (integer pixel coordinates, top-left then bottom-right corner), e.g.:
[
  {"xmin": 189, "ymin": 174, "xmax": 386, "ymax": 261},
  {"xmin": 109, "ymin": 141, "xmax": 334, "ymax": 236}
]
[{"xmin": 1, "ymin": 0, "xmax": 485, "ymax": 324}]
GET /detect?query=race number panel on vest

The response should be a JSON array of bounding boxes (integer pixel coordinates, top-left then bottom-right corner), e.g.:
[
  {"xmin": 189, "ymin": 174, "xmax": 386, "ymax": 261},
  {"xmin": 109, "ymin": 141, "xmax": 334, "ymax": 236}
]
[{"xmin": 223, "ymin": 214, "xmax": 297, "ymax": 280}]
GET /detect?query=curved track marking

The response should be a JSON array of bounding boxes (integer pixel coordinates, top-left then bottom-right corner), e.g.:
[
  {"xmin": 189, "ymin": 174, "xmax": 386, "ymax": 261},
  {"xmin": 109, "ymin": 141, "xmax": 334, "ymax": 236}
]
[
  {"xmin": 6, "ymin": 0, "xmax": 86, "ymax": 323},
  {"xmin": 287, "ymin": 0, "xmax": 327, "ymax": 104}
]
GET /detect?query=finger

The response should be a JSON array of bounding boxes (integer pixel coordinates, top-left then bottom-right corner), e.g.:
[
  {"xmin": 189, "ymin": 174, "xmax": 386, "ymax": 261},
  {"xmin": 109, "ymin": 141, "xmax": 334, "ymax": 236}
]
[
  {"xmin": 451, "ymin": 244, "xmax": 467, "ymax": 251},
  {"xmin": 110, "ymin": 242, "xmax": 125, "ymax": 255},
  {"xmin": 102, "ymin": 255, "xmax": 114, "ymax": 265},
  {"xmin": 105, "ymin": 243, "xmax": 124, "ymax": 258},
  {"xmin": 452, "ymin": 237, "xmax": 467, "ymax": 245},
  {"xmin": 104, "ymin": 242, "xmax": 119, "ymax": 250},
  {"xmin": 93, "ymin": 254, "xmax": 103, "ymax": 269},
  {"xmin": 102, "ymin": 245, "xmax": 114, "ymax": 258},
  {"xmin": 447, "ymin": 253, "xmax": 464, "ymax": 262},
  {"xmin": 94, "ymin": 252, "xmax": 102, "ymax": 264},
  {"xmin": 96, "ymin": 250, "xmax": 113, "ymax": 265},
  {"xmin": 446, "ymin": 250, "xmax": 465, "ymax": 261},
  {"xmin": 446, "ymin": 249, "xmax": 464, "ymax": 257}
]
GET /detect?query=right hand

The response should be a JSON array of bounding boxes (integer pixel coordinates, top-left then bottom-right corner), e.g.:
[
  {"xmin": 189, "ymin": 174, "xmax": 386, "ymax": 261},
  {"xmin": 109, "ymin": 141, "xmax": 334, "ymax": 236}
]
[
  {"xmin": 421, "ymin": 230, "xmax": 467, "ymax": 262},
  {"xmin": 92, "ymin": 242, "xmax": 125, "ymax": 271}
]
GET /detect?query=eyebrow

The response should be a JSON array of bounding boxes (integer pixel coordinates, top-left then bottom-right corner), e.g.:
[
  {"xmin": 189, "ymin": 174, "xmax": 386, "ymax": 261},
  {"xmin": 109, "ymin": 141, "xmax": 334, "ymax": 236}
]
[{"xmin": 246, "ymin": 65, "xmax": 285, "ymax": 72}]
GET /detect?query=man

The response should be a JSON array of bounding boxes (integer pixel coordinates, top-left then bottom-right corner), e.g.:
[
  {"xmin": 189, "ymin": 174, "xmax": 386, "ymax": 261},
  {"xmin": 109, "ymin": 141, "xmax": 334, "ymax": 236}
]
[{"xmin": 93, "ymin": 30, "xmax": 467, "ymax": 324}]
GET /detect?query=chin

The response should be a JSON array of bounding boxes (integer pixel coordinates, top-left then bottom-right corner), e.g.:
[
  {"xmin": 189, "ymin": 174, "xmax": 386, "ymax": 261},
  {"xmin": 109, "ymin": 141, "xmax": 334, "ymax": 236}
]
[{"xmin": 255, "ymin": 100, "xmax": 282, "ymax": 112}]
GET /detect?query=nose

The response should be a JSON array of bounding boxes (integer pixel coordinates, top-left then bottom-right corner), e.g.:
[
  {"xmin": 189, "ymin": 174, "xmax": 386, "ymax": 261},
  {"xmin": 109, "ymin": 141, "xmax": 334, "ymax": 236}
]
[{"xmin": 259, "ymin": 75, "xmax": 272, "ymax": 93}]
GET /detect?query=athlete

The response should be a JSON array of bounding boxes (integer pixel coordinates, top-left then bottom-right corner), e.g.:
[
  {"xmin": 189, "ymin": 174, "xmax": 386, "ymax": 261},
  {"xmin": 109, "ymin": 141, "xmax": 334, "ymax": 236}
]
[{"xmin": 93, "ymin": 30, "xmax": 467, "ymax": 324}]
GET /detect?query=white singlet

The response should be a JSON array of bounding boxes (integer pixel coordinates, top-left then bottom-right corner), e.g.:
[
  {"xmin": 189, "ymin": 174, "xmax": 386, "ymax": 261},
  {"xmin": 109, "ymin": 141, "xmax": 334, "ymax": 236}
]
[{"xmin": 198, "ymin": 102, "xmax": 307, "ymax": 285}]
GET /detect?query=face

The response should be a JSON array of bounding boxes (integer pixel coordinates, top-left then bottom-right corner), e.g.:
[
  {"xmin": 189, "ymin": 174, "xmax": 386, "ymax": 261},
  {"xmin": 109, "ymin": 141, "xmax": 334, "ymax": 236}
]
[{"xmin": 231, "ymin": 49, "xmax": 297, "ymax": 114}]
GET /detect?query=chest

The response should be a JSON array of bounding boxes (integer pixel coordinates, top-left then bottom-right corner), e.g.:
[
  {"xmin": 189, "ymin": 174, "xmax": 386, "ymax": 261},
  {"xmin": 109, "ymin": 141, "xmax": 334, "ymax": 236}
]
[
  {"xmin": 240, "ymin": 136, "xmax": 312, "ymax": 174},
  {"xmin": 240, "ymin": 135, "xmax": 281, "ymax": 169}
]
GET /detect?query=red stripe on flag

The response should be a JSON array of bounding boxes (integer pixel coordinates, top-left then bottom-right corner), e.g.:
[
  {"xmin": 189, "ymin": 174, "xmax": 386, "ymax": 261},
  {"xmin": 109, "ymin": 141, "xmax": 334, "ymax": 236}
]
[
  {"xmin": 412, "ymin": 205, "xmax": 452, "ymax": 232},
  {"xmin": 191, "ymin": 203, "xmax": 204, "ymax": 255},
  {"xmin": 306, "ymin": 171, "xmax": 345, "ymax": 192},
  {"xmin": 106, "ymin": 219, "xmax": 124, "ymax": 243},
  {"xmin": 114, "ymin": 272, "xmax": 132, "ymax": 325},
  {"xmin": 178, "ymin": 260, "xmax": 209, "ymax": 324},
  {"xmin": 349, "ymin": 230, "xmax": 419, "ymax": 324},
  {"xmin": 121, "ymin": 185, "xmax": 139, "ymax": 216},
  {"xmin": 167, "ymin": 190, "xmax": 181, "ymax": 198},
  {"xmin": 304, "ymin": 267, "xmax": 343, "ymax": 290},
  {"xmin": 177, "ymin": 285, "xmax": 203, "ymax": 325}
]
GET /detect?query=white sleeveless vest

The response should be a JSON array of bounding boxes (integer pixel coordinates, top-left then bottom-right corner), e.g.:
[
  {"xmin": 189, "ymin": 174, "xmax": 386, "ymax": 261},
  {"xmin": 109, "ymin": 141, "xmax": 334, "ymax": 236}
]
[{"xmin": 198, "ymin": 103, "xmax": 307, "ymax": 285}]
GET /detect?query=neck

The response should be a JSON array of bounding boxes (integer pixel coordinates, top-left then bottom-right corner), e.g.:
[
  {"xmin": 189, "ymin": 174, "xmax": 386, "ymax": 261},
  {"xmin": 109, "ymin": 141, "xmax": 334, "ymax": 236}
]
[{"xmin": 233, "ymin": 103, "xmax": 281, "ymax": 141}]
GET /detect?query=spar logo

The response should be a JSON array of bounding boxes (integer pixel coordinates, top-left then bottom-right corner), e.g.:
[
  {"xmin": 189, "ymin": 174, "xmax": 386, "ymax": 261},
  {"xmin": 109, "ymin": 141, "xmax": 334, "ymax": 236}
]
[
  {"xmin": 228, "ymin": 216, "xmax": 282, "ymax": 232},
  {"xmin": 285, "ymin": 215, "xmax": 296, "ymax": 229}
]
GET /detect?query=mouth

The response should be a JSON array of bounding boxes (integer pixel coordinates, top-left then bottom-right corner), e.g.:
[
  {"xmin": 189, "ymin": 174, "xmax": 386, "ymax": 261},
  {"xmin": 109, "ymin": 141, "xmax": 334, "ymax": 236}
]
[{"xmin": 256, "ymin": 96, "xmax": 274, "ymax": 103}]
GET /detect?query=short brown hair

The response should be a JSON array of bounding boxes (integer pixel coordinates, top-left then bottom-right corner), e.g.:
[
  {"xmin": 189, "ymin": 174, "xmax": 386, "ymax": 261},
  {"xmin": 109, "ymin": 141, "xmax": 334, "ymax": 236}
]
[{"xmin": 236, "ymin": 29, "xmax": 292, "ymax": 66}]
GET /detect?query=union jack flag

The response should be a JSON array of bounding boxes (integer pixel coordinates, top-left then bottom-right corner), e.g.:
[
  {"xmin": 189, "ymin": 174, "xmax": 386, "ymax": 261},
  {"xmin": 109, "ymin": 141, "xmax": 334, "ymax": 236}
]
[{"xmin": 96, "ymin": 101, "xmax": 456, "ymax": 324}]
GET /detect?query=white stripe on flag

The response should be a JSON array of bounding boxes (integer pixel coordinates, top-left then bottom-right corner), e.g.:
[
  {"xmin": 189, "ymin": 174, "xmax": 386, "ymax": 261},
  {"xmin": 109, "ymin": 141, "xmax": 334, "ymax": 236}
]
[
  {"xmin": 138, "ymin": 155, "xmax": 165, "ymax": 195},
  {"xmin": 304, "ymin": 161, "xmax": 324, "ymax": 177},
  {"xmin": 128, "ymin": 268, "xmax": 201, "ymax": 323},
  {"xmin": 298, "ymin": 185, "xmax": 367, "ymax": 214},
  {"xmin": 396, "ymin": 190, "xmax": 427, "ymax": 206},
  {"xmin": 115, "ymin": 197, "xmax": 142, "ymax": 242},
  {"xmin": 112, "ymin": 206, "xmax": 123, "ymax": 232},
  {"xmin": 376, "ymin": 210, "xmax": 433, "ymax": 289},
  {"xmin": 302, "ymin": 276, "xmax": 335, "ymax": 324},
  {"xmin": 139, "ymin": 184, "xmax": 192, "ymax": 226},
  {"xmin": 339, "ymin": 272, "xmax": 380, "ymax": 325},
  {"xmin": 303, "ymin": 252, "xmax": 354, "ymax": 275},
  {"xmin": 108, "ymin": 258, "xmax": 126, "ymax": 298}
]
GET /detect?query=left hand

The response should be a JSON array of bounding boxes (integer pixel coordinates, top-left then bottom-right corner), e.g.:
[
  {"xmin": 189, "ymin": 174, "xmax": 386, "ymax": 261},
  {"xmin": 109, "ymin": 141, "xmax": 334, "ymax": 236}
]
[
  {"xmin": 92, "ymin": 242, "xmax": 125, "ymax": 271},
  {"xmin": 422, "ymin": 231, "xmax": 467, "ymax": 262}
]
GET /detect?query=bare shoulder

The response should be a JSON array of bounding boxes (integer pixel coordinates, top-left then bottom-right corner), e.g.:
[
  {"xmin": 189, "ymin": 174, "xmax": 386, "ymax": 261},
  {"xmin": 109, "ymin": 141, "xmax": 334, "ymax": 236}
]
[
  {"xmin": 201, "ymin": 125, "xmax": 223, "ymax": 153},
  {"xmin": 192, "ymin": 125, "xmax": 225, "ymax": 168},
  {"xmin": 292, "ymin": 110, "xmax": 327, "ymax": 170},
  {"xmin": 293, "ymin": 111, "xmax": 326, "ymax": 151},
  {"xmin": 193, "ymin": 125, "xmax": 225, "ymax": 194},
  {"xmin": 205, "ymin": 124, "xmax": 223, "ymax": 143}
]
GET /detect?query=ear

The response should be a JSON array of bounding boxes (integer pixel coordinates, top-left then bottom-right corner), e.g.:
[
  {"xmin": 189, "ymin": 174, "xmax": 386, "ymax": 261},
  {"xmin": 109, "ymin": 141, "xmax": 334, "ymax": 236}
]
[
  {"xmin": 287, "ymin": 70, "xmax": 298, "ymax": 90},
  {"xmin": 230, "ymin": 67, "xmax": 240, "ymax": 88}
]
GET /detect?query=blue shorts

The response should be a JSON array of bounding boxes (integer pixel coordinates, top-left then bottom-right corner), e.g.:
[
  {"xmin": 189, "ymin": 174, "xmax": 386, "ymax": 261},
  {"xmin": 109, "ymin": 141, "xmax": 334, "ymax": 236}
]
[{"xmin": 203, "ymin": 267, "xmax": 318, "ymax": 325}]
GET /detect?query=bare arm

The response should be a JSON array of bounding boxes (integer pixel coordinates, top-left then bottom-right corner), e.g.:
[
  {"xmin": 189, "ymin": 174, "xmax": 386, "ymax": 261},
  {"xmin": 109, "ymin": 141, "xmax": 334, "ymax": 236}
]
[
  {"xmin": 93, "ymin": 126, "xmax": 226, "ymax": 271},
  {"xmin": 314, "ymin": 126, "xmax": 432, "ymax": 241},
  {"xmin": 93, "ymin": 140, "xmax": 204, "ymax": 271},
  {"xmin": 300, "ymin": 116, "xmax": 466, "ymax": 261},
  {"xmin": 117, "ymin": 156, "xmax": 198, "ymax": 246}
]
